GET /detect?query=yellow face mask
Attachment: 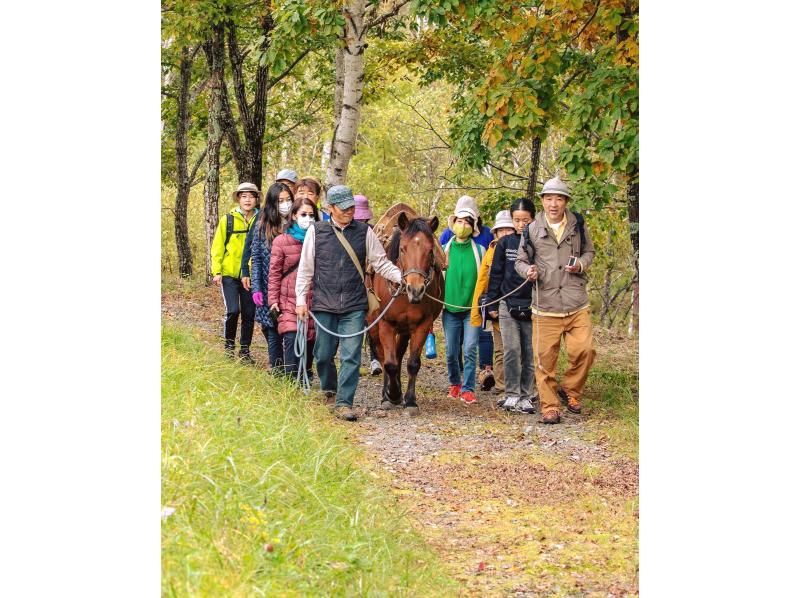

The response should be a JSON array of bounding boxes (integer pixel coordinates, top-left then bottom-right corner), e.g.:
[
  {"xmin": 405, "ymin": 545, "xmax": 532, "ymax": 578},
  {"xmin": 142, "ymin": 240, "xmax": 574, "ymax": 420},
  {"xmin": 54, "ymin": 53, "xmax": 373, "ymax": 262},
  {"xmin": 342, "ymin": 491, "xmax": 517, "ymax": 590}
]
[{"xmin": 453, "ymin": 222, "xmax": 472, "ymax": 240}]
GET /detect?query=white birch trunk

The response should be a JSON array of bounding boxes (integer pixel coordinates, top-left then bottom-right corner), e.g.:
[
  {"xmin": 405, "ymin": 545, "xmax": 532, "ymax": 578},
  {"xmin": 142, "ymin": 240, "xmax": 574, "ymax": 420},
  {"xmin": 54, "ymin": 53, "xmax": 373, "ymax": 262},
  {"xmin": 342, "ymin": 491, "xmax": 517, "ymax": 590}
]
[{"xmin": 326, "ymin": 0, "xmax": 367, "ymax": 187}]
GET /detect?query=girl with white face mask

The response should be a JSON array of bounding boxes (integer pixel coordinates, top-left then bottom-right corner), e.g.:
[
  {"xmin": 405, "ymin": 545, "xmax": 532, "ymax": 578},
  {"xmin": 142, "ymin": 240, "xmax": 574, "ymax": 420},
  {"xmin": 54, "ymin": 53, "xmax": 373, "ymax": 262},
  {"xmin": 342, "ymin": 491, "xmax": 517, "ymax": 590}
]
[{"xmin": 266, "ymin": 198, "xmax": 320, "ymax": 379}]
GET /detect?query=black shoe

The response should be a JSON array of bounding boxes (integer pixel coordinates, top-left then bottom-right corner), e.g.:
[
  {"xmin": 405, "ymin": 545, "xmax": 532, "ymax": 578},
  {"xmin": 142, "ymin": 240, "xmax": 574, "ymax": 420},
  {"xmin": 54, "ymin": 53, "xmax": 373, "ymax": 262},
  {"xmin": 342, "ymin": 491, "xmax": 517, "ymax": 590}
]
[
  {"xmin": 239, "ymin": 353, "xmax": 255, "ymax": 365},
  {"xmin": 224, "ymin": 347, "xmax": 235, "ymax": 360}
]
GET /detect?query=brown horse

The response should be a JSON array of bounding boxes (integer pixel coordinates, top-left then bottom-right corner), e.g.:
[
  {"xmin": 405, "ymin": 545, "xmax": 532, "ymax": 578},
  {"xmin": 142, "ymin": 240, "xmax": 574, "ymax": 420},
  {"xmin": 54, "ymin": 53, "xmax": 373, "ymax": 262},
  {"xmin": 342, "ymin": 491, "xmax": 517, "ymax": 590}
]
[{"xmin": 368, "ymin": 213, "xmax": 444, "ymax": 416}]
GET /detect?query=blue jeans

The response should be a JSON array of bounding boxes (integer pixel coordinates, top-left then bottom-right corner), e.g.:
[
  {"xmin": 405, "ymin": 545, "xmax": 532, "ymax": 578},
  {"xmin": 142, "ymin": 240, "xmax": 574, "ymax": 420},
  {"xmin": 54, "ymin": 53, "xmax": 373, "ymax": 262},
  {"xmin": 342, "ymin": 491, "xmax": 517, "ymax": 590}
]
[
  {"xmin": 313, "ymin": 310, "xmax": 365, "ymax": 407},
  {"xmin": 442, "ymin": 309, "xmax": 480, "ymax": 393}
]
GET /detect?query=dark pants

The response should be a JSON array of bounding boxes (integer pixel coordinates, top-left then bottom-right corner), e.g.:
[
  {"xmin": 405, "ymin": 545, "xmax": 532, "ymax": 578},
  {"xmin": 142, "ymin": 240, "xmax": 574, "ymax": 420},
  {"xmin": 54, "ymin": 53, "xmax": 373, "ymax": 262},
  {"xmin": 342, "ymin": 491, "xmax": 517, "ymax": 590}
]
[
  {"xmin": 282, "ymin": 331, "xmax": 314, "ymax": 380},
  {"xmin": 261, "ymin": 324, "xmax": 284, "ymax": 371},
  {"xmin": 221, "ymin": 276, "xmax": 255, "ymax": 353},
  {"xmin": 478, "ymin": 328, "xmax": 493, "ymax": 369}
]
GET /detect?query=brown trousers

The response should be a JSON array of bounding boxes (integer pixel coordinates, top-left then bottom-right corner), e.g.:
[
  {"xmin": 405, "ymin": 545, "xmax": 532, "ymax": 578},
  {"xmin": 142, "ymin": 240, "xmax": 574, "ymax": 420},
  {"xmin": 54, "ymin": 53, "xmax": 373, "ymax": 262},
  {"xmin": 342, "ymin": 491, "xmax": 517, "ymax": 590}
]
[
  {"xmin": 532, "ymin": 309, "xmax": 596, "ymax": 414},
  {"xmin": 492, "ymin": 320, "xmax": 504, "ymax": 391}
]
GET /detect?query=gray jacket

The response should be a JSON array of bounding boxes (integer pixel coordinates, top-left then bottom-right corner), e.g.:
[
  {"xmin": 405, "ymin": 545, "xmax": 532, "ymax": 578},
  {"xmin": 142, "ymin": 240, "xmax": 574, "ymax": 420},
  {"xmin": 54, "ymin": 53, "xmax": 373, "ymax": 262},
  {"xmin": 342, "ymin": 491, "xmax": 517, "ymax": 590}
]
[{"xmin": 514, "ymin": 211, "xmax": 595, "ymax": 314}]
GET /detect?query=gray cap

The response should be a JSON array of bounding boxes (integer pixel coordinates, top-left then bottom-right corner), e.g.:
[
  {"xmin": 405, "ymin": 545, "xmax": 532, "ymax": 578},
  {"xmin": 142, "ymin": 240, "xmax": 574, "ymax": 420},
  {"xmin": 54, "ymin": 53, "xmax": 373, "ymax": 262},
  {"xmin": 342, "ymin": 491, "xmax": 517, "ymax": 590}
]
[
  {"xmin": 326, "ymin": 185, "xmax": 355, "ymax": 210},
  {"xmin": 540, "ymin": 176, "xmax": 571, "ymax": 199},
  {"xmin": 275, "ymin": 169, "xmax": 298, "ymax": 183},
  {"xmin": 490, "ymin": 210, "xmax": 514, "ymax": 232}
]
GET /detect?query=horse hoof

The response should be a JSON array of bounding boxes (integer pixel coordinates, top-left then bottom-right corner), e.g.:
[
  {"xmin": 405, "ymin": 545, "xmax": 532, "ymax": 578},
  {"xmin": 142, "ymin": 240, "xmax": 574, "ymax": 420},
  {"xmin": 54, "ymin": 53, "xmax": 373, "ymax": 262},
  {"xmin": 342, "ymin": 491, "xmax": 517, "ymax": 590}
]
[
  {"xmin": 403, "ymin": 406, "xmax": 420, "ymax": 417},
  {"xmin": 379, "ymin": 401, "xmax": 401, "ymax": 411}
]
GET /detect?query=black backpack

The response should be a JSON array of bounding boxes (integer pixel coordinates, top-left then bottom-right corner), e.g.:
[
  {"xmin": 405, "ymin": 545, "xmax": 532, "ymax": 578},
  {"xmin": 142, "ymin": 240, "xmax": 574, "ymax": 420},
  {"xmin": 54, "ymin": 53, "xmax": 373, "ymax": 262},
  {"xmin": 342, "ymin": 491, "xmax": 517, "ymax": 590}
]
[{"xmin": 224, "ymin": 214, "xmax": 250, "ymax": 247}]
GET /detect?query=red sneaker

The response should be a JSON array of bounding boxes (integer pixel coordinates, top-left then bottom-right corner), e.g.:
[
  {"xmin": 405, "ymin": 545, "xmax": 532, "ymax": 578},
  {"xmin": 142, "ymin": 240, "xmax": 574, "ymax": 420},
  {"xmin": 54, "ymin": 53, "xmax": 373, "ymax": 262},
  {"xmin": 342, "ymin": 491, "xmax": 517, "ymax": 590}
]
[
  {"xmin": 460, "ymin": 391, "xmax": 477, "ymax": 405},
  {"xmin": 447, "ymin": 384, "xmax": 462, "ymax": 399}
]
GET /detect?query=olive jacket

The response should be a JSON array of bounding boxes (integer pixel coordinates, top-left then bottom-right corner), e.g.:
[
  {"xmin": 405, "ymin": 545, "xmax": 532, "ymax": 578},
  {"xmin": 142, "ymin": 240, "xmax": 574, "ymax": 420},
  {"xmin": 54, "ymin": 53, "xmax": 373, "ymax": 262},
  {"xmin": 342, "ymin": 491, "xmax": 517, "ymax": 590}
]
[{"xmin": 514, "ymin": 211, "xmax": 595, "ymax": 315}]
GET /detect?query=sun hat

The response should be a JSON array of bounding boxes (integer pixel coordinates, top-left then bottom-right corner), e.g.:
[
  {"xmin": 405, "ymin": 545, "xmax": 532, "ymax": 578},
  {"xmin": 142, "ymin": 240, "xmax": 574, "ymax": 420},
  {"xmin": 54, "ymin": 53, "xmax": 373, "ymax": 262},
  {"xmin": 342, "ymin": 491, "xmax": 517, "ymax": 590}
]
[
  {"xmin": 490, "ymin": 210, "xmax": 514, "ymax": 233},
  {"xmin": 230, "ymin": 182, "xmax": 262, "ymax": 203},
  {"xmin": 353, "ymin": 194, "xmax": 373, "ymax": 220},
  {"xmin": 275, "ymin": 169, "xmax": 298, "ymax": 183},
  {"xmin": 540, "ymin": 176, "xmax": 571, "ymax": 199},
  {"xmin": 447, "ymin": 195, "xmax": 480, "ymax": 236},
  {"xmin": 326, "ymin": 185, "xmax": 356, "ymax": 210}
]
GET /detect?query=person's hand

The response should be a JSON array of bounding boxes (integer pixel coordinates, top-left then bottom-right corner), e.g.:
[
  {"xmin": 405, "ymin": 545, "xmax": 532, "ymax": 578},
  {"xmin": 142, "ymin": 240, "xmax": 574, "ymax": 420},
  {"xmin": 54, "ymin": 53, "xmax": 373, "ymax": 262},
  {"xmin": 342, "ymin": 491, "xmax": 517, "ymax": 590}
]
[
  {"xmin": 242, "ymin": 277, "xmax": 251, "ymax": 291},
  {"xmin": 526, "ymin": 265, "xmax": 538, "ymax": 281},
  {"xmin": 565, "ymin": 260, "xmax": 581, "ymax": 274},
  {"xmin": 213, "ymin": 275, "xmax": 222, "ymax": 286},
  {"xmin": 270, "ymin": 303, "xmax": 280, "ymax": 312},
  {"xmin": 296, "ymin": 305, "xmax": 308, "ymax": 320},
  {"xmin": 252, "ymin": 291, "xmax": 264, "ymax": 306},
  {"xmin": 489, "ymin": 310, "xmax": 499, "ymax": 319}
]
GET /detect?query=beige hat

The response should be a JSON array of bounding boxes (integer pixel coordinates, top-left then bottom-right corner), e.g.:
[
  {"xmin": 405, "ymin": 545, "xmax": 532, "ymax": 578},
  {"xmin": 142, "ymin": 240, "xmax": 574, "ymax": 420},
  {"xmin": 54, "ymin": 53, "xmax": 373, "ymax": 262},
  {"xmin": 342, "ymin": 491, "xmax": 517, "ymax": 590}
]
[
  {"xmin": 447, "ymin": 195, "xmax": 481, "ymax": 236},
  {"xmin": 490, "ymin": 210, "xmax": 514, "ymax": 233},
  {"xmin": 230, "ymin": 182, "xmax": 262, "ymax": 204},
  {"xmin": 540, "ymin": 176, "xmax": 571, "ymax": 199}
]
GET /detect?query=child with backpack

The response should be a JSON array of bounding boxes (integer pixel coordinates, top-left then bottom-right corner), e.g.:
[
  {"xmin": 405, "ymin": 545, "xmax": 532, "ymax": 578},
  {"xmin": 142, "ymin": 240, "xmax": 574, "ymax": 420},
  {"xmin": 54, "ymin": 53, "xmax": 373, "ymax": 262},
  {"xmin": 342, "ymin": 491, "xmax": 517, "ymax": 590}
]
[
  {"xmin": 267, "ymin": 197, "xmax": 319, "ymax": 380},
  {"xmin": 210, "ymin": 182, "xmax": 261, "ymax": 362},
  {"xmin": 486, "ymin": 198, "xmax": 537, "ymax": 413}
]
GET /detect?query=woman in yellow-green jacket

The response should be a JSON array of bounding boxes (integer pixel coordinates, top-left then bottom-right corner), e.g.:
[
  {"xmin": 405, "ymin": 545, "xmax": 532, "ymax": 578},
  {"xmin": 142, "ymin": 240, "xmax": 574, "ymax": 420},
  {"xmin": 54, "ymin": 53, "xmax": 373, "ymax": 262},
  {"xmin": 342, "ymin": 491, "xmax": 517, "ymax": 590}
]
[{"xmin": 210, "ymin": 182, "xmax": 260, "ymax": 362}]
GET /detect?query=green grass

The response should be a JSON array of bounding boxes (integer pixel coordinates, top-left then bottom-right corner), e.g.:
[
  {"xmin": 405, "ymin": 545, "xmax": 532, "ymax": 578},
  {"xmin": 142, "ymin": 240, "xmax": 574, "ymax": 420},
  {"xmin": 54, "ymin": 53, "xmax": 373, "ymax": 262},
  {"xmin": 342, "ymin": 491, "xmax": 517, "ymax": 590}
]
[{"xmin": 162, "ymin": 324, "xmax": 454, "ymax": 596}]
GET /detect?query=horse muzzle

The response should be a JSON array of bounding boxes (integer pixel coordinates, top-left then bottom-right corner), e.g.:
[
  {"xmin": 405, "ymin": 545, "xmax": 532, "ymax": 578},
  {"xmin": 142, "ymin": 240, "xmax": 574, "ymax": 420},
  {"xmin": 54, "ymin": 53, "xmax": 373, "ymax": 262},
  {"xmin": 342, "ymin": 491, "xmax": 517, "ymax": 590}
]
[{"xmin": 406, "ymin": 284, "xmax": 425, "ymax": 304}]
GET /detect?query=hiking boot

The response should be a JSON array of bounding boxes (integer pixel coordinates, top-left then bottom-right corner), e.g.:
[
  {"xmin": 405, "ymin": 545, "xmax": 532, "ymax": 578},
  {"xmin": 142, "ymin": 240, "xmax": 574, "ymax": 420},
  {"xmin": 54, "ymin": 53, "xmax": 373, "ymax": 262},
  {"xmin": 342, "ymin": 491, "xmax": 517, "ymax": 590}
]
[
  {"xmin": 502, "ymin": 396, "xmax": 519, "ymax": 411},
  {"xmin": 566, "ymin": 394, "xmax": 582, "ymax": 414},
  {"xmin": 322, "ymin": 390, "xmax": 336, "ymax": 407},
  {"xmin": 460, "ymin": 390, "xmax": 477, "ymax": 405},
  {"xmin": 370, "ymin": 359, "xmax": 383, "ymax": 376},
  {"xmin": 333, "ymin": 405, "xmax": 358, "ymax": 421},
  {"xmin": 557, "ymin": 387, "xmax": 569, "ymax": 405},
  {"xmin": 515, "ymin": 397, "xmax": 536, "ymax": 414},
  {"xmin": 478, "ymin": 368, "xmax": 495, "ymax": 391},
  {"xmin": 541, "ymin": 409, "xmax": 561, "ymax": 425},
  {"xmin": 447, "ymin": 384, "xmax": 462, "ymax": 399},
  {"xmin": 239, "ymin": 353, "xmax": 255, "ymax": 365},
  {"xmin": 224, "ymin": 344, "xmax": 235, "ymax": 359}
]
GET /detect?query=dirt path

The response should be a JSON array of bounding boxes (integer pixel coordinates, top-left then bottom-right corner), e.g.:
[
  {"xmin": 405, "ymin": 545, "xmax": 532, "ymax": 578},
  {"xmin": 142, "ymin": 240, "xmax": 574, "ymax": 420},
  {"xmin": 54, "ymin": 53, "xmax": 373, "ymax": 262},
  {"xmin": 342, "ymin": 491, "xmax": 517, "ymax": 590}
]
[{"xmin": 163, "ymin": 281, "xmax": 639, "ymax": 596}]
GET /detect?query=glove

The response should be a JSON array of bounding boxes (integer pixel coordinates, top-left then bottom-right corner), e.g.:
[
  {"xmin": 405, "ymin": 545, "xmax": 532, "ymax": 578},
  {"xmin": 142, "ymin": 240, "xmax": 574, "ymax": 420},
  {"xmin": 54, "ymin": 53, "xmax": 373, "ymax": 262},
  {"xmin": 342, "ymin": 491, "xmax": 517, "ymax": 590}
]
[{"xmin": 252, "ymin": 291, "xmax": 264, "ymax": 306}]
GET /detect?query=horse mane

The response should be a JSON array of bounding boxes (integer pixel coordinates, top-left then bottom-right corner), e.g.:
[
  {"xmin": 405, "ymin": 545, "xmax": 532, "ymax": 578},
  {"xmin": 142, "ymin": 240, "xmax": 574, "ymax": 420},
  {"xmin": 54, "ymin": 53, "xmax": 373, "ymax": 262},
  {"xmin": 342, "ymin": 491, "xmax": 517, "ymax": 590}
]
[{"xmin": 386, "ymin": 217, "xmax": 433, "ymax": 263}]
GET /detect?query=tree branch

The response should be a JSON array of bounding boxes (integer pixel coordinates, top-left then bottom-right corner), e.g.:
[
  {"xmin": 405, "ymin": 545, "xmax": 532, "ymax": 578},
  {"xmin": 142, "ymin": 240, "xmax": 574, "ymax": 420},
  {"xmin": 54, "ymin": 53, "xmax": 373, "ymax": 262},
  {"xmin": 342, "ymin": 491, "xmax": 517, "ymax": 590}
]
[
  {"xmin": 365, "ymin": 0, "xmax": 411, "ymax": 30},
  {"xmin": 189, "ymin": 148, "xmax": 208, "ymax": 187},
  {"xmin": 268, "ymin": 48, "xmax": 311, "ymax": 88}
]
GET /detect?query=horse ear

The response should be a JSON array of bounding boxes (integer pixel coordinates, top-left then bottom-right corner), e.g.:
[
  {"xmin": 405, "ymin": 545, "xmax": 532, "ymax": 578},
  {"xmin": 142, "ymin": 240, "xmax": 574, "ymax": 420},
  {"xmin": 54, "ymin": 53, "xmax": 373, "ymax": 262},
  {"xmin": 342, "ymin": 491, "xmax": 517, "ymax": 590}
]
[
  {"xmin": 428, "ymin": 216, "xmax": 439, "ymax": 233},
  {"xmin": 398, "ymin": 212, "xmax": 409, "ymax": 230}
]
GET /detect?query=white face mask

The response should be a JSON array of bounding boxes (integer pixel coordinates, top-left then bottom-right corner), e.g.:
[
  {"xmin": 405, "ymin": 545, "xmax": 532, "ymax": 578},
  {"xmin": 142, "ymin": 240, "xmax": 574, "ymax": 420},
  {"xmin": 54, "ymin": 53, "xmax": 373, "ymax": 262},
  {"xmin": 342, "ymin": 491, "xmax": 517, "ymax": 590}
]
[
  {"xmin": 297, "ymin": 215, "xmax": 314, "ymax": 230},
  {"xmin": 278, "ymin": 201, "xmax": 292, "ymax": 216}
]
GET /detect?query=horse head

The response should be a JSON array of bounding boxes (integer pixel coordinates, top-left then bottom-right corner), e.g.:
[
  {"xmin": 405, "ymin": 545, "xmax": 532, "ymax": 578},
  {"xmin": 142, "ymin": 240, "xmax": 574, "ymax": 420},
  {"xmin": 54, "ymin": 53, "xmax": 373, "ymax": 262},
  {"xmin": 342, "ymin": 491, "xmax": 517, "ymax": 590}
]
[{"xmin": 396, "ymin": 212, "xmax": 439, "ymax": 304}]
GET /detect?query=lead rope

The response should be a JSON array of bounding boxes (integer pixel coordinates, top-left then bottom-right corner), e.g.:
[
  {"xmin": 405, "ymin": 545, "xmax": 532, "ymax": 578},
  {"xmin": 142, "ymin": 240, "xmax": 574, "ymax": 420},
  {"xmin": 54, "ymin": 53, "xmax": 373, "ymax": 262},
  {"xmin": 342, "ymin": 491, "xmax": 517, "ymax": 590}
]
[
  {"xmin": 293, "ymin": 284, "xmax": 404, "ymax": 393},
  {"xmin": 423, "ymin": 278, "xmax": 531, "ymax": 311}
]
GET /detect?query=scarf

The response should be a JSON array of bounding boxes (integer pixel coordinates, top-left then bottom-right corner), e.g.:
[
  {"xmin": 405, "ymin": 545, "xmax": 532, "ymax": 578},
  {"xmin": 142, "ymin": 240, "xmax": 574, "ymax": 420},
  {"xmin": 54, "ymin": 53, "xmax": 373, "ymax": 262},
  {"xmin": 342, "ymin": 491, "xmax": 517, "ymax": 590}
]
[{"xmin": 288, "ymin": 221, "xmax": 307, "ymax": 243}]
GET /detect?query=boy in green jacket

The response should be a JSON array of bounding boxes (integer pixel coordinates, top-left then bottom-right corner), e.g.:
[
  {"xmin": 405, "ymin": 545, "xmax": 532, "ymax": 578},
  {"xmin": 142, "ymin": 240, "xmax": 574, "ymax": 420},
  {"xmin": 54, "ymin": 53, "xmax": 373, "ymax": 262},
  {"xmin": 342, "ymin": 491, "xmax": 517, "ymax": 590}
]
[{"xmin": 210, "ymin": 182, "xmax": 260, "ymax": 362}]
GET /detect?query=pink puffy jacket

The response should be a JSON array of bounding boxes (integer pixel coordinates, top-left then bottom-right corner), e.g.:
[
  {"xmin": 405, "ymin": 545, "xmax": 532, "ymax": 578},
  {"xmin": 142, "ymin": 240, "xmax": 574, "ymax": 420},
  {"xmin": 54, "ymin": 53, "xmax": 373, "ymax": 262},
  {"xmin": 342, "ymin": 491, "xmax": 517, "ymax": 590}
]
[{"xmin": 267, "ymin": 233, "xmax": 315, "ymax": 338}]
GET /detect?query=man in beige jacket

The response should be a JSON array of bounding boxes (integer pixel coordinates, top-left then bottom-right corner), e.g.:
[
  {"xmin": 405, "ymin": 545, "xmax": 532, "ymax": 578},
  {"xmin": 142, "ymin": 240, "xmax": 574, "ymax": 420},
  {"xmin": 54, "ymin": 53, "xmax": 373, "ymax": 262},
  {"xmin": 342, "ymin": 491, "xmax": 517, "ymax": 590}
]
[{"xmin": 515, "ymin": 177, "xmax": 596, "ymax": 424}]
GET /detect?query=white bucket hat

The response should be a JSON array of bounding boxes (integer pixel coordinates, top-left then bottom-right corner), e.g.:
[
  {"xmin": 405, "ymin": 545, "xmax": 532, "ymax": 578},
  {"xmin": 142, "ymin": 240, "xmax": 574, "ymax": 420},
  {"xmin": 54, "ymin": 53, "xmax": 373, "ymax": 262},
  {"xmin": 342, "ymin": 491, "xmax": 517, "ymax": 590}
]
[
  {"xmin": 490, "ymin": 210, "xmax": 514, "ymax": 233},
  {"xmin": 540, "ymin": 176, "xmax": 571, "ymax": 199},
  {"xmin": 447, "ymin": 195, "xmax": 480, "ymax": 236},
  {"xmin": 230, "ymin": 182, "xmax": 262, "ymax": 204}
]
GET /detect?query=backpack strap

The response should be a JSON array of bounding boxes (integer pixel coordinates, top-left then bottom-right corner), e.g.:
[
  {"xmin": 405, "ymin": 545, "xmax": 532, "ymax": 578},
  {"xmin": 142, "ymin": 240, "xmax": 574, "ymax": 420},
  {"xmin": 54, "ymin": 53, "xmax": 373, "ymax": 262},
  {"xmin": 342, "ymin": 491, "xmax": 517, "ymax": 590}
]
[
  {"xmin": 224, "ymin": 213, "xmax": 250, "ymax": 247},
  {"xmin": 572, "ymin": 211, "xmax": 586, "ymax": 252}
]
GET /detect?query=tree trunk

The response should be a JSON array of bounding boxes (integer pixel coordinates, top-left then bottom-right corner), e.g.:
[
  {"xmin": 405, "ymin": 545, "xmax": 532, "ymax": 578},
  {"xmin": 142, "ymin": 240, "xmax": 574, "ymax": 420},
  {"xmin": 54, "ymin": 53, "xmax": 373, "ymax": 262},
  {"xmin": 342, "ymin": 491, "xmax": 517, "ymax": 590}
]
[
  {"xmin": 326, "ymin": 0, "xmax": 367, "ymax": 187},
  {"xmin": 203, "ymin": 25, "xmax": 225, "ymax": 284},
  {"xmin": 327, "ymin": 44, "xmax": 346, "ymax": 175},
  {"xmin": 525, "ymin": 135, "xmax": 542, "ymax": 205},
  {"xmin": 627, "ymin": 167, "xmax": 639, "ymax": 335},
  {"xmin": 174, "ymin": 46, "xmax": 194, "ymax": 278},
  {"xmin": 226, "ymin": 9, "xmax": 274, "ymax": 190}
]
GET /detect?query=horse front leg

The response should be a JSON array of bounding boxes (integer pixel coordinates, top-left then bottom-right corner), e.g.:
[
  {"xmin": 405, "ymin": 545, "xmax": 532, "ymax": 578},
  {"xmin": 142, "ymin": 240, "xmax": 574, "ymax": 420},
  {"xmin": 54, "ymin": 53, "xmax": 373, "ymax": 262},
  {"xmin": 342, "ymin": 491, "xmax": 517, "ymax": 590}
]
[
  {"xmin": 402, "ymin": 323, "xmax": 430, "ymax": 417},
  {"xmin": 378, "ymin": 321, "xmax": 402, "ymax": 409}
]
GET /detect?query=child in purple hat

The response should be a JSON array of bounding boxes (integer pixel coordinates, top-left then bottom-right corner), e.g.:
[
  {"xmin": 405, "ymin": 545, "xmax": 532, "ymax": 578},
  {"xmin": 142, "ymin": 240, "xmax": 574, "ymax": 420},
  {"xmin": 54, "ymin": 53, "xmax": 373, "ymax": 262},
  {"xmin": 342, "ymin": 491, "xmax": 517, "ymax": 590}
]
[{"xmin": 353, "ymin": 194, "xmax": 373, "ymax": 223}]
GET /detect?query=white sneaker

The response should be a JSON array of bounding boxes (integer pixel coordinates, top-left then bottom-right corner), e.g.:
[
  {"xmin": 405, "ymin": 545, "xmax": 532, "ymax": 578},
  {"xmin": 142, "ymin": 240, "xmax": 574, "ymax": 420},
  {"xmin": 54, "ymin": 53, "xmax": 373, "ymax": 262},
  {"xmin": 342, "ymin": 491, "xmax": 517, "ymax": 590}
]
[
  {"xmin": 370, "ymin": 359, "xmax": 383, "ymax": 375},
  {"xmin": 502, "ymin": 396, "xmax": 519, "ymax": 411},
  {"xmin": 515, "ymin": 397, "xmax": 536, "ymax": 414}
]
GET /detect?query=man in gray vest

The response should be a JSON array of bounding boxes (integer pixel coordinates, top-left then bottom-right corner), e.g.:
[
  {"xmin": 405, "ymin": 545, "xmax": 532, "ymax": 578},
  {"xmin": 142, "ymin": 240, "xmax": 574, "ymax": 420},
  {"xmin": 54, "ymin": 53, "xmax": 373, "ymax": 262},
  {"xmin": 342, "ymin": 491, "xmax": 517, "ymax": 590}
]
[{"xmin": 296, "ymin": 185, "xmax": 402, "ymax": 421}]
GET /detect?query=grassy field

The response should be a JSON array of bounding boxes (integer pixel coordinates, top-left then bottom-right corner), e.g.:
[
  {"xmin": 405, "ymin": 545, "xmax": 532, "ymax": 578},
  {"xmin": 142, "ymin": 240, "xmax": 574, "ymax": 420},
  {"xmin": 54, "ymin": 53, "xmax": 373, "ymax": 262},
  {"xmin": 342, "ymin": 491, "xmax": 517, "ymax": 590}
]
[{"xmin": 161, "ymin": 324, "xmax": 455, "ymax": 596}]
